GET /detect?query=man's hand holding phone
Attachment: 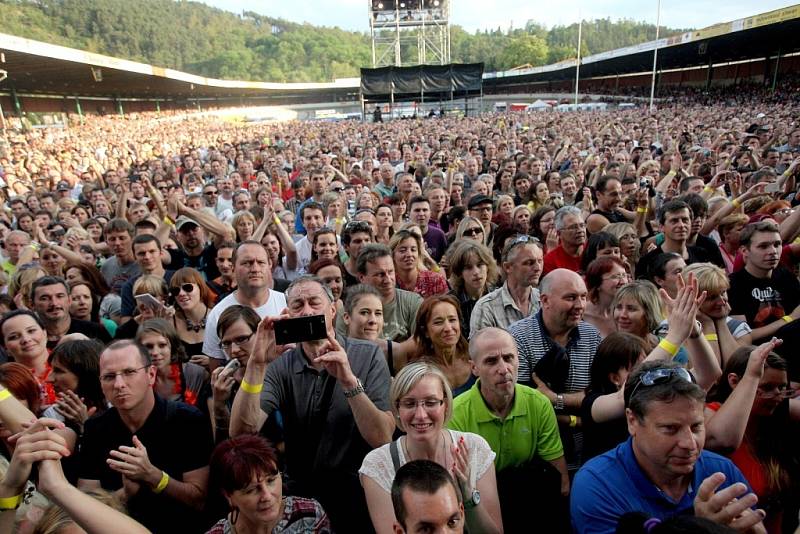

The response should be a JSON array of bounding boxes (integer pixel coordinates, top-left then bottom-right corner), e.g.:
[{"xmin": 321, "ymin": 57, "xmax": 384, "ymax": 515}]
[{"xmin": 312, "ymin": 332, "xmax": 358, "ymax": 390}]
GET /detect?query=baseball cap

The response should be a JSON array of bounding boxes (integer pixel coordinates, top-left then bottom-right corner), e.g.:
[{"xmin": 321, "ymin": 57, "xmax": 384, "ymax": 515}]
[
  {"xmin": 468, "ymin": 194, "xmax": 493, "ymax": 209},
  {"xmin": 175, "ymin": 216, "xmax": 199, "ymax": 231},
  {"xmin": 56, "ymin": 181, "xmax": 70, "ymax": 191}
]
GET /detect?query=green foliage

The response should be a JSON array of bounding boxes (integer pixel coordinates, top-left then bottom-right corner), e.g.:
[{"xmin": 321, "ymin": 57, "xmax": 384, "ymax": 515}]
[{"xmin": 0, "ymin": 0, "xmax": 690, "ymax": 81}]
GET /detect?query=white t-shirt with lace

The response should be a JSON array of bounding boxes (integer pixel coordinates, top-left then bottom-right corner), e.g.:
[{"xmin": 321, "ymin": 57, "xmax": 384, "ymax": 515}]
[{"xmin": 359, "ymin": 429, "xmax": 495, "ymax": 492}]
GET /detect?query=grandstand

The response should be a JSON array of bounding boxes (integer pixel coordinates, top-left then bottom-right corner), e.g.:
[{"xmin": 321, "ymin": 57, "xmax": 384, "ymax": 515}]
[{"xmin": 0, "ymin": 4, "xmax": 799, "ymax": 118}]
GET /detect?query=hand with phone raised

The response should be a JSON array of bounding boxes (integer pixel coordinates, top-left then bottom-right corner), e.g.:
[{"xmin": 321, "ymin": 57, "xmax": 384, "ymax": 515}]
[{"xmin": 310, "ymin": 333, "xmax": 359, "ymax": 390}]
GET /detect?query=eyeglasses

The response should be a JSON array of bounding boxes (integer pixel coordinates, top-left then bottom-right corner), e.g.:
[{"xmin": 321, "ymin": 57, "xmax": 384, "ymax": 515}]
[
  {"xmin": 462, "ymin": 227, "xmax": 484, "ymax": 237},
  {"xmin": 602, "ymin": 273, "xmax": 628, "ymax": 282},
  {"xmin": 331, "ymin": 187, "xmax": 345, "ymax": 193},
  {"xmin": 169, "ymin": 283, "xmax": 195, "ymax": 298},
  {"xmin": 204, "ymin": 190, "xmax": 218, "ymax": 196},
  {"xmin": 397, "ymin": 398, "xmax": 445, "ymax": 411},
  {"xmin": 628, "ymin": 367, "xmax": 694, "ymax": 402},
  {"xmin": 220, "ymin": 332, "xmax": 255, "ymax": 352},
  {"xmin": 757, "ymin": 385, "xmax": 796, "ymax": 399},
  {"xmin": 471, "ymin": 205, "xmax": 492, "ymax": 212},
  {"xmin": 774, "ymin": 208, "xmax": 794, "ymax": 216},
  {"xmin": 100, "ymin": 365, "xmax": 150, "ymax": 384},
  {"xmin": 562, "ymin": 222, "xmax": 586, "ymax": 232}
]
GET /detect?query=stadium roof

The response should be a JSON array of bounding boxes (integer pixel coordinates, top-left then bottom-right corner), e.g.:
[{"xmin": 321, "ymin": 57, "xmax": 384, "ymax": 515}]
[{"xmin": 0, "ymin": 4, "xmax": 799, "ymax": 100}]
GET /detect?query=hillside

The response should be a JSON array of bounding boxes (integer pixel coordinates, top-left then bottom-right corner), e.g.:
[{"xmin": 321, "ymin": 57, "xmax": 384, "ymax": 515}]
[{"xmin": 0, "ymin": 0, "xmax": 691, "ymax": 82}]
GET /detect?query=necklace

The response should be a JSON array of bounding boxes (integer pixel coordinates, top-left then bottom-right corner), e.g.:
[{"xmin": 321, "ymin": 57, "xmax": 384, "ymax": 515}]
[{"xmin": 185, "ymin": 307, "xmax": 208, "ymax": 333}]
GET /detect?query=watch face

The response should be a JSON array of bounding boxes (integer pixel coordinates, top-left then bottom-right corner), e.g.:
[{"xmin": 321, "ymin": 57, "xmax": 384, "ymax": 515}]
[{"xmin": 471, "ymin": 489, "xmax": 481, "ymax": 505}]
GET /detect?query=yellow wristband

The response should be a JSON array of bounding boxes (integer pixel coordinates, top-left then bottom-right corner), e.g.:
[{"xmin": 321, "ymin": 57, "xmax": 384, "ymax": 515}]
[
  {"xmin": 163, "ymin": 216, "xmax": 175, "ymax": 227},
  {"xmin": 732, "ymin": 199, "xmax": 741, "ymax": 209},
  {"xmin": 657, "ymin": 338, "xmax": 680, "ymax": 357},
  {"xmin": 636, "ymin": 207, "xmax": 647, "ymax": 214},
  {"xmin": 0, "ymin": 494, "xmax": 22, "ymax": 510},
  {"xmin": 153, "ymin": 471, "xmax": 169, "ymax": 494},
  {"xmin": 703, "ymin": 186, "xmax": 713, "ymax": 193},
  {"xmin": 782, "ymin": 315, "xmax": 793, "ymax": 324},
  {"xmin": 0, "ymin": 389, "xmax": 11, "ymax": 402},
  {"xmin": 273, "ymin": 216, "xmax": 281, "ymax": 225},
  {"xmin": 704, "ymin": 333, "xmax": 718, "ymax": 342},
  {"xmin": 569, "ymin": 415, "xmax": 578, "ymax": 428},
  {"xmin": 240, "ymin": 379, "xmax": 263, "ymax": 394}
]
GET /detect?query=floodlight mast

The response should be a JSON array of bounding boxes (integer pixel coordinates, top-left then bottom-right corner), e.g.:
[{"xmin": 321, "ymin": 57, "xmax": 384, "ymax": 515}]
[{"xmin": 368, "ymin": 0, "xmax": 450, "ymax": 67}]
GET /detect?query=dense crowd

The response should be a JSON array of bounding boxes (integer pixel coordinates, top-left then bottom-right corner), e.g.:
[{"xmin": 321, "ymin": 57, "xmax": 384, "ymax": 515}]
[{"xmin": 0, "ymin": 83, "xmax": 797, "ymax": 534}]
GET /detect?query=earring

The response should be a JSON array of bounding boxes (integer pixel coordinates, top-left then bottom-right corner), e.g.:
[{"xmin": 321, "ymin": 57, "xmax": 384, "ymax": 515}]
[{"xmin": 230, "ymin": 506, "xmax": 240, "ymax": 525}]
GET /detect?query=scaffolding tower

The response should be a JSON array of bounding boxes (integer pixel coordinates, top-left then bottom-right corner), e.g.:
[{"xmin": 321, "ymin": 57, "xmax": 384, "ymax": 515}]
[{"xmin": 368, "ymin": 0, "xmax": 451, "ymax": 67}]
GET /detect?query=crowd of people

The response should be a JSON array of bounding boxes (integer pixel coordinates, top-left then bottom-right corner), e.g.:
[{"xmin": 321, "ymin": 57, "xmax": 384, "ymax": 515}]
[{"xmin": 0, "ymin": 81, "xmax": 797, "ymax": 534}]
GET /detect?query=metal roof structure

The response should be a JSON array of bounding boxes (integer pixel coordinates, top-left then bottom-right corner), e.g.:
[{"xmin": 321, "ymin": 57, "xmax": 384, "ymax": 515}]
[{"xmin": 0, "ymin": 4, "xmax": 798, "ymax": 102}]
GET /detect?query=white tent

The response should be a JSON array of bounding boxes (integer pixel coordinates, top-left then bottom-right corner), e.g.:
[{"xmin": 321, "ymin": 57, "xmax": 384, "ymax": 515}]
[{"xmin": 527, "ymin": 99, "xmax": 552, "ymax": 110}]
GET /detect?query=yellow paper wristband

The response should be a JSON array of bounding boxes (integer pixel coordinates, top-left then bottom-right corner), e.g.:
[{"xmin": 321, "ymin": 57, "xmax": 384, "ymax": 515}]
[
  {"xmin": 732, "ymin": 199, "xmax": 741, "ymax": 209},
  {"xmin": 636, "ymin": 207, "xmax": 647, "ymax": 214},
  {"xmin": 240, "ymin": 379, "xmax": 263, "ymax": 394},
  {"xmin": 704, "ymin": 333, "xmax": 719, "ymax": 342},
  {"xmin": 569, "ymin": 415, "xmax": 578, "ymax": 428},
  {"xmin": 703, "ymin": 186, "xmax": 713, "ymax": 193},
  {"xmin": 273, "ymin": 216, "xmax": 281, "ymax": 225},
  {"xmin": 0, "ymin": 389, "xmax": 11, "ymax": 402},
  {"xmin": 153, "ymin": 471, "xmax": 169, "ymax": 494},
  {"xmin": 658, "ymin": 338, "xmax": 680, "ymax": 357},
  {"xmin": 782, "ymin": 315, "xmax": 793, "ymax": 324},
  {"xmin": 0, "ymin": 494, "xmax": 22, "ymax": 510}
]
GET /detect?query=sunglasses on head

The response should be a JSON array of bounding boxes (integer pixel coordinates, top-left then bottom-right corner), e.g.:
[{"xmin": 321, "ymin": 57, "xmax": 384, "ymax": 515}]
[
  {"xmin": 628, "ymin": 367, "xmax": 695, "ymax": 403},
  {"xmin": 169, "ymin": 283, "xmax": 195, "ymax": 297}
]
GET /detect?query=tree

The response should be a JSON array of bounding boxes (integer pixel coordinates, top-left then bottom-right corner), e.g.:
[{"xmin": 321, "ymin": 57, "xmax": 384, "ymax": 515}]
[{"xmin": 499, "ymin": 34, "xmax": 548, "ymax": 69}]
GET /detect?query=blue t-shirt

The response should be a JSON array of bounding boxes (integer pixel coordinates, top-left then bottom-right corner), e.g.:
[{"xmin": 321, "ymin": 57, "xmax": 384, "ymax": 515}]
[{"xmin": 571, "ymin": 437, "xmax": 752, "ymax": 534}]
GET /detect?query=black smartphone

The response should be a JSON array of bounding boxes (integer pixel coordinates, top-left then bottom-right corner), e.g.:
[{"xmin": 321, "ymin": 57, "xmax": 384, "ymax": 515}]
[{"xmin": 274, "ymin": 315, "xmax": 327, "ymax": 345}]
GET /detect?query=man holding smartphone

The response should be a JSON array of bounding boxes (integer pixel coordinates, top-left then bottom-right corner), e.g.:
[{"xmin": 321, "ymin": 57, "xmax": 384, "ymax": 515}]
[{"xmin": 229, "ymin": 274, "xmax": 393, "ymax": 533}]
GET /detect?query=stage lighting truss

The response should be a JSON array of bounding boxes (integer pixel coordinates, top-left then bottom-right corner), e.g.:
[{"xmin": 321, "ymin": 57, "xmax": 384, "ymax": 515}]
[{"xmin": 368, "ymin": 0, "xmax": 450, "ymax": 67}]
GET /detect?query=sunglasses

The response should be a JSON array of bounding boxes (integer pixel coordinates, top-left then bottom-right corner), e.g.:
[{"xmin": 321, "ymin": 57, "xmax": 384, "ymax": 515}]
[
  {"xmin": 628, "ymin": 367, "xmax": 695, "ymax": 402},
  {"xmin": 204, "ymin": 190, "xmax": 218, "ymax": 196},
  {"xmin": 169, "ymin": 283, "xmax": 195, "ymax": 298},
  {"xmin": 462, "ymin": 227, "xmax": 483, "ymax": 237}
]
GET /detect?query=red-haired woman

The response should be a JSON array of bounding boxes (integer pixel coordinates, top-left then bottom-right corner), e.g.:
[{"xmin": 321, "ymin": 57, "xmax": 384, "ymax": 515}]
[
  {"xmin": 207, "ymin": 435, "xmax": 331, "ymax": 534},
  {"xmin": 169, "ymin": 267, "xmax": 217, "ymax": 362}
]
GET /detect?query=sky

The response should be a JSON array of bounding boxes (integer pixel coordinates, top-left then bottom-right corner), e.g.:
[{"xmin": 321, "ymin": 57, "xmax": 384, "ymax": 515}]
[{"xmin": 198, "ymin": 0, "xmax": 797, "ymax": 33}]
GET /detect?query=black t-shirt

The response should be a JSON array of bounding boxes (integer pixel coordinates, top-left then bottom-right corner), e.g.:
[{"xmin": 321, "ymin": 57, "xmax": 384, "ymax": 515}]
[
  {"xmin": 635, "ymin": 244, "xmax": 710, "ymax": 280},
  {"xmin": 591, "ymin": 208, "xmax": 627, "ymax": 224},
  {"xmin": 79, "ymin": 396, "xmax": 213, "ymax": 533},
  {"xmin": 728, "ymin": 267, "xmax": 800, "ymax": 330},
  {"xmin": 580, "ymin": 390, "xmax": 630, "ymax": 462},
  {"xmin": 166, "ymin": 243, "xmax": 219, "ymax": 280},
  {"xmin": 694, "ymin": 234, "xmax": 726, "ymax": 269},
  {"xmin": 47, "ymin": 319, "xmax": 111, "ymax": 350}
]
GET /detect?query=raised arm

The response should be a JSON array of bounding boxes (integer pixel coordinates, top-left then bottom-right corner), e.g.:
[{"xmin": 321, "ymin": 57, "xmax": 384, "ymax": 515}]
[
  {"xmin": 176, "ymin": 199, "xmax": 236, "ymax": 244},
  {"xmin": 704, "ymin": 339, "xmax": 780, "ymax": 452}
]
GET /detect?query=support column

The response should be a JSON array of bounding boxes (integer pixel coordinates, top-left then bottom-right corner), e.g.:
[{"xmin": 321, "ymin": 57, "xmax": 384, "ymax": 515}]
[
  {"xmin": 75, "ymin": 97, "xmax": 83, "ymax": 124},
  {"xmin": 705, "ymin": 59, "xmax": 713, "ymax": 91},
  {"xmin": 155, "ymin": 99, "xmax": 161, "ymax": 113},
  {"xmin": 11, "ymin": 88, "xmax": 21, "ymax": 115},
  {"xmin": 116, "ymin": 97, "xmax": 124, "ymax": 116},
  {"xmin": 772, "ymin": 49, "xmax": 782, "ymax": 92}
]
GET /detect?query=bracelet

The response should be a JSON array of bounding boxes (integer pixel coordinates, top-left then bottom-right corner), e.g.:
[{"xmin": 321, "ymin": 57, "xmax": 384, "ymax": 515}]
[
  {"xmin": 657, "ymin": 338, "xmax": 680, "ymax": 357},
  {"xmin": 240, "ymin": 379, "xmax": 263, "ymax": 394},
  {"xmin": 273, "ymin": 216, "xmax": 281, "ymax": 225},
  {"xmin": 703, "ymin": 186, "xmax": 713, "ymax": 193},
  {"xmin": 636, "ymin": 207, "xmax": 647, "ymax": 214},
  {"xmin": 0, "ymin": 494, "xmax": 22, "ymax": 511},
  {"xmin": 731, "ymin": 198, "xmax": 741, "ymax": 209},
  {"xmin": 153, "ymin": 471, "xmax": 169, "ymax": 494},
  {"xmin": 163, "ymin": 216, "xmax": 175, "ymax": 227},
  {"xmin": 704, "ymin": 333, "xmax": 719, "ymax": 342},
  {"xmin": 782, "ymin": 315, "xmax": 793, "ymax": 324},
  {"xmin": 569, "ymin": 415, "xmax": 578, "ymax": 428},
  {"xmin": 0, "ymin": 389, "xmax": 11, "ymax": 402}
]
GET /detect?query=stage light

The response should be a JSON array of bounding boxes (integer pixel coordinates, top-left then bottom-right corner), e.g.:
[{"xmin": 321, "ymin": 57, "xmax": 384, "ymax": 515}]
[
  {"xmin": 400, "ymin": 2, "xmax": 405, "ymax": 7},
  {"xmin": 377, "ymin": 2, "xmax": 383, "ymax": 7},
  {"xmin": 433, "ymin": 0, "xmax": 440, "ymax": 5}
]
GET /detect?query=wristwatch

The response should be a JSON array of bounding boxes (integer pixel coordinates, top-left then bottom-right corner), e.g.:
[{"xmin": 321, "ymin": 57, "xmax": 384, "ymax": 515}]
[
  {"xmin": 343, "ymin": 379, "xmax": 365, "ymax": 399},
  {"xmin": 464, "ymin": 489, "xmax": 481, "ymax": 509},
  {"xmin": 554, "ymin": 394, "xmax": 565, "ymax": 411}
]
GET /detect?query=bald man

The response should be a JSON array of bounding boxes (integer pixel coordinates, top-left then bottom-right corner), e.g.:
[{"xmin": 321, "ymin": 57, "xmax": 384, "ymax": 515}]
[{"xmin": 508, "ymin": 269, "xmax": 601, "ymax": 471}]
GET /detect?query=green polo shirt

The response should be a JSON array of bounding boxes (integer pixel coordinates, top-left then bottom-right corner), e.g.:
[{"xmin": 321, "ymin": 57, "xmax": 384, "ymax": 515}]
[{"xmin": 448, "ymin": 380, "xmax": 564, "ymax": 472}]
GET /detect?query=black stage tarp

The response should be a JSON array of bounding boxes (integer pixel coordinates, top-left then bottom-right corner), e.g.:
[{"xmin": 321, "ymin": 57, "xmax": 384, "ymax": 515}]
[{"xmin": 360, "ymin": 63, "xmax": 483, "ymax": 102}]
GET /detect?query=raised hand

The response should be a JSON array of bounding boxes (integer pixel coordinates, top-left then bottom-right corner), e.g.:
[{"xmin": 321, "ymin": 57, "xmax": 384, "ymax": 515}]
[
  {"xmin": 312, "ymin": 332, "xmax": 357, "ymax": 388},
  {"xmin": 107, "ymin": 435, "xmax": 161, "ymax": 488},
  {"xmin": 660, "ymin": 272, "xmax": 706, "ymax": 343},
  {"xmin": 211, "ymin": 365, "xmax": 237, "ymax": 404},
  {"xmin": 54, "ymin": 390, "xmax": 96, "ymax": 429},
  {"xmin": 450, "ymin": 435, "xmax": 473, "ymax": 501},
  {"xmin": 744, "ymin": 338, "xmax": 781, "ymax": 380},
  {"xmin": 4, "ymin": 418, "xmax": 69, "ymax": 495}
]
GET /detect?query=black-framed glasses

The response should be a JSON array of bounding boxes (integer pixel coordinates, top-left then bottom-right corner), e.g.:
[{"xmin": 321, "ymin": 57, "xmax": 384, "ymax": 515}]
[
  {"xmin": 100, "ymin": 365, "xmax": 150, "ymax": 384},
  {"xmin": 462, "ymin": 227, "xmax": 484, "ymax": 237},
  {"xmin": 169, "ymin": 283, "xmax": 195, "ymax": 298},
  {"xmin": 220, "ymin": 332, "xmax": 255, "ymax": 352},
  {"xmin": 204, "ymin": 190, "xmax": 218, "ymax": 196},
  {"xmin": 331, "ymin": 187, "xmax": 345, "ymax": 193},
  {"xmin": 628, "ymin": 367, "xmax": 694, "ymax": 402}
]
